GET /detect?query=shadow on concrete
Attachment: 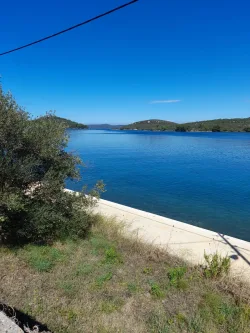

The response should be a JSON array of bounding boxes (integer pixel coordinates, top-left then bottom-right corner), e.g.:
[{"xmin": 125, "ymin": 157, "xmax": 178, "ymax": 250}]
[
  {"xmin": 218, "ymin": 233, "xmax": 250, "ymax": 267},
  {"xmin": 0, "ymin": 303, "xmax": 52, "ymax": 332}
]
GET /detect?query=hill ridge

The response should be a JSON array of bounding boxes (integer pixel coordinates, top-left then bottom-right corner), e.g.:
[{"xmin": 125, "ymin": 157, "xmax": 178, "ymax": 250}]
[{"xmin": 121, "ymin": 117, "xmax": 250, "ymax": 132}]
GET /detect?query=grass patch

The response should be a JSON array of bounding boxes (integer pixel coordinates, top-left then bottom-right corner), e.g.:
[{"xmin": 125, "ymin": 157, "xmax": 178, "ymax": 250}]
[
  {"xmin": 21, "ymin": 245, "xmax": 65, "ymax": 272},
  {"xmin": 95, "ymin": 272, "xmax": 113, "ymax": 288},
  {"xmin": 1, "ymin": 215, "xmax": 250, "ymax": 333},
  {"xmin": 75, "ymin": 263, "xmax": 94, "ymax": 276},
  {"xmin": 100, "ymin": 298, "xmax": 124, "ymax": 314}
]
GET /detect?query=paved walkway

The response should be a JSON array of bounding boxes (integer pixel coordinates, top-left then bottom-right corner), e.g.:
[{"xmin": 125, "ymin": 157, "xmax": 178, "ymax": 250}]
[{"xmin": 95, "ymin": 198, "xmax": 250, "ymax": 280}]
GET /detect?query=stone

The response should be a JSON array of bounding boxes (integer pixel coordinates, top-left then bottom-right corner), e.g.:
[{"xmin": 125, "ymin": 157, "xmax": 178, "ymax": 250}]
[{"xmin": 0, "ymin": 311, "xmax": 23, "ymax": 333}]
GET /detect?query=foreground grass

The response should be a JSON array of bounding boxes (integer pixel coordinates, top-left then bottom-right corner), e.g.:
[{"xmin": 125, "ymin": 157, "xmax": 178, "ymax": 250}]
[{"xmin": 1, "ymin": 216, "xmax": 250, "ymax": 333}]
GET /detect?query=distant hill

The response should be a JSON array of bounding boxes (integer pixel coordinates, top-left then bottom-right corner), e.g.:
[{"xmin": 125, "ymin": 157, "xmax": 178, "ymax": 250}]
[
  {"xmin": 121, "ymin": 118, "xmax": 250, "ymax": 132},
  {"xmin": 121, "ymin": 119, "xmax": 177, "ymax": 131},
  {"xmin": 183, "ymin": 118, "xmax": 250, "ymax": 132},
  {"xmin": 35, "ymin": 116, "xmax": 88, "ymax": 129},
  {"xmin": 87, "ymin": 124, "xmax": 124, "ymax": 130}
]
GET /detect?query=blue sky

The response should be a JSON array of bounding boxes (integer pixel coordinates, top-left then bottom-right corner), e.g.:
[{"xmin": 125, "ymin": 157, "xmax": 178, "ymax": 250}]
[{"xmin": 0, "ymin": 0, "xmax": 250, "ymax": 124}]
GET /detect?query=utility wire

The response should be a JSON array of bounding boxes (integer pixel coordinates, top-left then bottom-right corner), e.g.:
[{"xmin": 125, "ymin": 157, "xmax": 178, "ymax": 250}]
[{"xmin": 0, "ymin": 0, "xmax": 138, "ymax": 56}]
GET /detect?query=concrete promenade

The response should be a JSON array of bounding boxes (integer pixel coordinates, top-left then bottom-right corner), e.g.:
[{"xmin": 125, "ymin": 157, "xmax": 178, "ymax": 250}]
[{"xmin": 94, "ymin": 198, "xmax": 250, "ymax": 279}]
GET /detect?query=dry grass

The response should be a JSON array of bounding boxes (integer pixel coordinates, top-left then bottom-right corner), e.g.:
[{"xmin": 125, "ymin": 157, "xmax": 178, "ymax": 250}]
[{"xmin": 1, "ymin": 215, "xmax": 250, "ymax": 333}]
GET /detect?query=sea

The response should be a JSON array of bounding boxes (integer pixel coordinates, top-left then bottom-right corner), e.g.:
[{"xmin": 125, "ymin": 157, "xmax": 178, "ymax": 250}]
[{"xmin": 66, "ymin": 130, "xmax": 250, "ymax": 241}]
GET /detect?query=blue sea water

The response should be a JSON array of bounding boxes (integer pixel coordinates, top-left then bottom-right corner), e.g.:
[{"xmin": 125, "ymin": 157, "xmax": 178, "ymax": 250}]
[{"xmin": 67, "ymin": 130, "xmax": 250, "ymax": 241}]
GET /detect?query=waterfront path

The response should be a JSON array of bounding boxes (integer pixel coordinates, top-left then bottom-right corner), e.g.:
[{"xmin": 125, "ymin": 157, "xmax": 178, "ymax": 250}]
[{"xmin": 95, "ymin": 198, "xmax": 250, "ymax": 280}]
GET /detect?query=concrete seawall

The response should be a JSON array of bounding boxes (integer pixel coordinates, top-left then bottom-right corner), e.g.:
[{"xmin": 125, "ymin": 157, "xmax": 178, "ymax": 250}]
[
  {"xmin": 66, "ymin": 189, "xmax": 250, "ymax": 280},
  {"xmin": 94, "ymin": 197, "xmax": 250, "ymax": 280}
]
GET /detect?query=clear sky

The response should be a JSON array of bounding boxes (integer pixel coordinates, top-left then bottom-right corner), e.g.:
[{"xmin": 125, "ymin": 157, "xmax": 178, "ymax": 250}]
[{"xmin": 0, "ymin": 0, "xmax": 250, "ymax": 124}]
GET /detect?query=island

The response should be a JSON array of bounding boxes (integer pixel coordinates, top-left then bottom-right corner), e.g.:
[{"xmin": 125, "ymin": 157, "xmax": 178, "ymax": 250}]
[{"xmin": 121, "ymin": 117, "xmax": 250, "ymax": 132}]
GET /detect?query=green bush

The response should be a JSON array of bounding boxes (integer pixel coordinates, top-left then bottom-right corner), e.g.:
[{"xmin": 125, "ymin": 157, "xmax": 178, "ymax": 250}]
[
  {"xmin": 149, "ymin": 281, "xmax": 165, "ymax": 298},
  {"xmin": 0, "ymin": 85, "xmax": 103, "ymax": 244},
  {"xmin": 203, "ymin": 252, "xmax": 230, "ymax": 279},
  {"xmin": 104, "ymin": 247, "xmax": 123, "ymax": 264},
  {"xmin": 168, "ymin": 266, "xmax": 187, "ymax": 288}
]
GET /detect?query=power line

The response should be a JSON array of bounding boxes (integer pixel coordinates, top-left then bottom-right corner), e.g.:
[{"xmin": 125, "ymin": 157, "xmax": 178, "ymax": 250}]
[{"xmin": 0, "ymin": 0, "xmax": 138, "ymax": 57}]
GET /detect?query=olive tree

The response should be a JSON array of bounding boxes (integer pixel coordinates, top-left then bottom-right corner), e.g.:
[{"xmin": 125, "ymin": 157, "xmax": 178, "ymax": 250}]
[{"xmin": 0, "ymin": 85, "xmax": 103, "ymax": 244}]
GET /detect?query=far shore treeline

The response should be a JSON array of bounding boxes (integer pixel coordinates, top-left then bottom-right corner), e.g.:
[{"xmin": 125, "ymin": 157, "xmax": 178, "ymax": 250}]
[
  {"xmin": 33, "ymin": 116, "xmax": 250, "ymax": 133},
  {"xmin": 121, "ymin": 118, "xmax": 250, "ymax": 132}
]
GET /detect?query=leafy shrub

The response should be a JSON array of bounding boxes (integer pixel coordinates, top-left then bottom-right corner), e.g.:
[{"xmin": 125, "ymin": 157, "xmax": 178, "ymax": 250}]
[
  {"xmin": 0, "ymin": 85, "xmax": 104, "ymax": 244},
  {"xmin": 168, "ymin": 266, "xmax": 187, "ymax": 288},
  {"xmin": 203, "ymin": 252, "xmax": 230, "ymax": 279},
  {"xmin": 149, "ymin": 281, "xmax": 165, "ymax": 298},
  {"xmin": 104, "ymin": 247, "xmax": 123, "ymax": 264}
]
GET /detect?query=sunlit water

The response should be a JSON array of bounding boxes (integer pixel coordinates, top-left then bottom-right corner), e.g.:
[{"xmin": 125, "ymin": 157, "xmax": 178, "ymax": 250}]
[{"xmin": 67, "ymin": 130, "xmax": 250, "ymax": 241}]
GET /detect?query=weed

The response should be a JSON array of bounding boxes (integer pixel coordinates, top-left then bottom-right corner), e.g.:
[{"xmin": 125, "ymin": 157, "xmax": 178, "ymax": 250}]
[
  {"xmin": 149, "ymin": 281, "xmax": 165, "ymax": 298},
  {"xmin": 168, "ymin": 266, "xmax": 187, "ymax": 289},
  {"xmin": 67, "ymin": 309, "xmax": 77, "ymax": 322},
  {"xmin": 104, "ymin": 247, "xmax": 123, "ymax": 264},
  {"xmin": 143, "ymin": 266, "xmax": 153, "ymax": 275},
  {"xmin": 176, "ymin": 312, "xmax": 187, "ymax": 325},
  {"xmin": 204, "ymin": 252, "xmax": 230, "ymax": 279},
  {"xmin": 127, "ymin": 282, "xmax": 138, "ymax": 293}
]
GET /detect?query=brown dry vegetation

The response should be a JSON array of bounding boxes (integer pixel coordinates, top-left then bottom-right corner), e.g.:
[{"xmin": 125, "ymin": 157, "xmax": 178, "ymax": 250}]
[{"xmin": 1, "ymin": 215, "xmax": 250, "ymax": 333}]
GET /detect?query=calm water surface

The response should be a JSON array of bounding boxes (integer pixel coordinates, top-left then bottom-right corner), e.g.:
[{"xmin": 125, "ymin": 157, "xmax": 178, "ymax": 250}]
[{"xmin": 67, "ymin": 130, "xmax": 250, "ymax": 241}]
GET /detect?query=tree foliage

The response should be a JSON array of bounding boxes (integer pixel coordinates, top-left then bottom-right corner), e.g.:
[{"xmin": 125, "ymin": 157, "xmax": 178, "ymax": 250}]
[
  {"xmin": 211, "ymin": 125, "xmax": 221, "ymax": 132},
  {"xmin": 0, "ymin": 86, "xmax": 103, "ymax": 244},
  {"xmin": 175, "ymin": 125, "xmax": 187, "ymax": 132},
  {"xmin": 36, "ymin": 115, "xmax": 88, "ymax": 129}
]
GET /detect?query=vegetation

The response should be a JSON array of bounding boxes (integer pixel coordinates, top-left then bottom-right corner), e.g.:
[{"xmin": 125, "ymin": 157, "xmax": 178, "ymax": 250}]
[
  {"xmin": 1, "ymin": 85, "xmax": 250, "ymax": 332},
  {"xmin": 211, "ymin": 125, "xmax": 221, "ymax": 132},
  {"xmin": 35, "ymin": 115, "xmax": 88, "ymax": 129},
  {"xmin": 121, "ymin": 119, "xmax": 177, "ymax": 131},
  {"xmin": 0, "ymin": 86, "xmax": 102, "ymax": 244},
  {"xmin": 121, "ymin": 117, "xmax": 250, "ymax": 132},
  {"xmin": 204, "ymin": 252, "xmax": 231, "ymax": 279},
  {"xmin": 175, "ymin": 125, "xmax": 187, "ymax": 132},
  {"xmin": 1, "ymin": 216, "xmax": 250, "ymax": 333},
  {"xmin": 184, "ymin": 118, "xmax": 250, "ymax": 132}
]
